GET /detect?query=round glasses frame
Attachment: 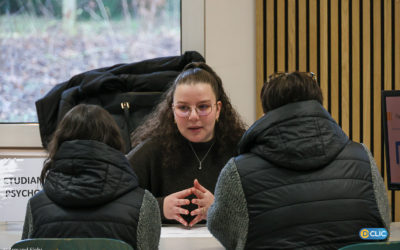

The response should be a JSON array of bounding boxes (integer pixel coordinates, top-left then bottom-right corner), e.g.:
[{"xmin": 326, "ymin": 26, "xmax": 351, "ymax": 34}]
[{"xmin": 172, "ymin": 103, "xmax": 217, "ymax": 118}]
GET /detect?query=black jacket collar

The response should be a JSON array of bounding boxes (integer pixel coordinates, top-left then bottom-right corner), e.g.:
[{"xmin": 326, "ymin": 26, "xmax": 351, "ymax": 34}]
[
  {"xmin": 238, "ymin": 100, "xmax": 349, "ymax": 171},
  {"xmin": 44, "ymin": 140, "xmax": 138, "ymax": 207}
]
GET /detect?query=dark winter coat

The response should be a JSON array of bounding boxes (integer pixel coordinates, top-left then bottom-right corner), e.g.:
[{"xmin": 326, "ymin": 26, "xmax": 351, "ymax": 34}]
[
  {"xmin": 208, "ymin": 100, "xmax": 390, "ymax": 249},
  {"xmin": 22, "ymin": 140, "xmax": 161, "ymax": 249},
  {"xmin": 35, "ymin": 51, "xmax": 205, "ymax": 151}
]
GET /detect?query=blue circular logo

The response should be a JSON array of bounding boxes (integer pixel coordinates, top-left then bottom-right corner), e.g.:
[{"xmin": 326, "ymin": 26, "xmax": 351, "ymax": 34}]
[{"xmin": 359, "ymin": 228, "xmax": 388, "ymax": 240}]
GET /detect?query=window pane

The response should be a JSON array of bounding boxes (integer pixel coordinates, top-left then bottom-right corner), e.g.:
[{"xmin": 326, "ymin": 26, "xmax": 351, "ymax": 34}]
[{"xmin": 0, "ymin": 0, "xmax": 180, "ymax": 122}]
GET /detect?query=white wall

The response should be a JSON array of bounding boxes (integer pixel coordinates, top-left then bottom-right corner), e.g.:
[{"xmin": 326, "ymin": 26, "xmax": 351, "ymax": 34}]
[{"xmin": 204, "ymin": 0, "xmax": 256, "ymax": 126}]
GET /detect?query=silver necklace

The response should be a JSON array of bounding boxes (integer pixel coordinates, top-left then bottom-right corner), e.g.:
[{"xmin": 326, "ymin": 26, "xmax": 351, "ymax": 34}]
[{"xmin": 189, "ymin": 141, "xmax": 215, "ymax": 170}]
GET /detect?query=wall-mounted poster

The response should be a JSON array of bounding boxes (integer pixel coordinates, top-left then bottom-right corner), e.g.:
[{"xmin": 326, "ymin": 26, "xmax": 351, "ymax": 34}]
[
  {"xmin": 0, "ymin": 157, "xmax": 44, "ymax": 222},
  {"xmin": 382, "ymin": 90, "xmax": 400, "ymax": 190}
]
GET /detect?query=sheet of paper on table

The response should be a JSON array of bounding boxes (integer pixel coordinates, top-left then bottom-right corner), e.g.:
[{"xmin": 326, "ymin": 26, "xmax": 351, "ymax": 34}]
[{"xmin": 161, "ymin": 225, "xmax": 213, "ymax": 238}]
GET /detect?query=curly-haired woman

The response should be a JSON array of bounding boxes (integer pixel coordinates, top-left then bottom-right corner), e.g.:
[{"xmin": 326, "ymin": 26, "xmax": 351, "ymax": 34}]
[{"xmin": 128, "ymin": 62, "xmax": 246, "ymax": 227}]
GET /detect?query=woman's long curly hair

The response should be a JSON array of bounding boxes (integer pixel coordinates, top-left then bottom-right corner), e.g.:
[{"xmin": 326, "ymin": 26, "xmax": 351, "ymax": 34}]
[
  {"xmin": 40, "ymin": 104, "xmax": 125, "ymax": 184},
  {"xmin": 130, "ymin": 62, "xmax": 247, "ymax": 168}
]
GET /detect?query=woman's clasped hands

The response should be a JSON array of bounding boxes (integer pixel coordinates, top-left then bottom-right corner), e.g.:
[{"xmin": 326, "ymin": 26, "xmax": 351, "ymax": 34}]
[{"xmin": 163, "ymin": 179, "xmax": 214, "ymax": 227}]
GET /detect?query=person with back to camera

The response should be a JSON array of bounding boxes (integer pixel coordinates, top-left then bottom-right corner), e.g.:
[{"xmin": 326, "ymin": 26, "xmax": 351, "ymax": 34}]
[
  {"xmin": 21, "ymin": 104, "xmax": 161, "ymax": 250},
  {"xmin": 127, "ymin": 62, "xmax": 247, "ymax": 227},
  {"xmin": 207, "ymin": 72, "xmax": 390, "ymax": 249}
]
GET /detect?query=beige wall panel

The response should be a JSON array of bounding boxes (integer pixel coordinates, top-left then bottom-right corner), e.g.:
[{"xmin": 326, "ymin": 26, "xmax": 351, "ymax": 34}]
[
  {"xmin": 277, "ymin": 0, "xmax": 285, "ymax": 71},
  {"xmin": 362, "ymin": 0, "xmax": 371, "ymax": 148},
  {"xmin": 397, "ymin": 196, "xmax": 400, "ymax": 222},
  {"xmin": 384, "ymin": 0, "xmax": 392, "ymax": 91},
  {"xmin": 205, "ymin": 0, "xmax": 256, "ymax": 126},
  {"xmin": 265, "ymin": 0, "xmax": 275, "ymax": 79},
  {"xmin": 309, "ymin": 0, "xmax": 318, "ymax": 74},
  {"xmin": 298, "ymin": 0, "xmax": 307, "ymax": 71},
  {"xmin": 266, "ymin": 0, "xmax": 275, "ymax": 78},
  {"xmin": 341, "ymin": 0, "xmax": 350, "ymax": 136},
  {"xmin": 320, "ymin": 0, "xmax": 329, "ymax": 109},
  {"xmin": 331, "ymin": 0, "xmax": 339, "ymax": 123},
  {"xmin": 288, "ymin": 0, "xmax": 296, "ymax": 71},
  {"xmin": 256, "ymin": 0, "xmax": 264, "ymax": 118},
  {"xmin": 352, "ymin": 0, "xmax": 360, "ymax": 142},
  {"xmin": 373, "ymin": 0, "xmax": 382, "ymax": 172}
]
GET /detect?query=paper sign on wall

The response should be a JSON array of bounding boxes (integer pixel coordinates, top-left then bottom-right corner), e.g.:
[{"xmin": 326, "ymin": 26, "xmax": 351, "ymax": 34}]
[{"xmin": 0, "ymin": 158, "xmax": 44, "ymax": 222}]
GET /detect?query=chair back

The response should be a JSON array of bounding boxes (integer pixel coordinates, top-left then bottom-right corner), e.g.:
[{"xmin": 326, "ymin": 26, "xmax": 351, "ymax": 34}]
[
  {"xmin": 339, "ymin": 241, "xmax": 400, "ymax": 250},
  {"xmin": 11, "ymin": 238, "xmax": 133, "ymax": 250}
]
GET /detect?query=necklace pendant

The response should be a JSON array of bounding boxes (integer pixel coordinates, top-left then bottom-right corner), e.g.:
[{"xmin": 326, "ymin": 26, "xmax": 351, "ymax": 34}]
[{"xmin": 188, "ymin": 141, "xmax": 215, "ymax": 171}]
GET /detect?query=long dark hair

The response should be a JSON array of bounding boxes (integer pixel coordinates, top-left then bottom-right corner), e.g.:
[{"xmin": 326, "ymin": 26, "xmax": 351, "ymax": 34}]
[
  {"xmin": 130, "ymin": 62, "xmax": 246, "ymax": 167},
  {"xmin": 40, "ymin": 104, "xmax": 124, "ymax": 184}
]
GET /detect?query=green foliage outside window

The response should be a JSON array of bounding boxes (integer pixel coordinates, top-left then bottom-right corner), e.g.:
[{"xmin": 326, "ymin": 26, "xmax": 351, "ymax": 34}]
[{"xmin": 0, "ymin": 0, "xmax": 180, "ymax": 122}]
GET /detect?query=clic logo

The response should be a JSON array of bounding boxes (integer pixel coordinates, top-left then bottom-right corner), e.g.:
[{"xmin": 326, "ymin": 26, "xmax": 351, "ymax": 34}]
[{"xmin": 359, "ymin": 228, "xmax": 388, "ymax": 240}]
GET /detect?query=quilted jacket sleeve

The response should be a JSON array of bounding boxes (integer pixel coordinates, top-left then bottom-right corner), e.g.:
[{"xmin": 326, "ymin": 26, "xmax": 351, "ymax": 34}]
[{"xmin": 207, "ymin": 158, "xmax": 249, "ymax": 250}]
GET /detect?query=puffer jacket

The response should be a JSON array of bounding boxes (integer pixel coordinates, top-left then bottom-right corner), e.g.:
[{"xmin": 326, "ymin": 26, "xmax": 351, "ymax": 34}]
[
  {"xmin": 22, "ymin": 140, "xmax": 161, "ymax": 250},
  {"xmin": 35, "ymin": 51, "xmax": 205, "ymax": 151},
  {"xmin": 208, "ymin": 100, "xmax": 390, "ymax": 250}
]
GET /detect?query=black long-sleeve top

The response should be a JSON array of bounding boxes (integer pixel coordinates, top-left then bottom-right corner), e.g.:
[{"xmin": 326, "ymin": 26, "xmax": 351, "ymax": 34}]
[{"xmin": 127, "ymin": 135, "xmax": 234, "ymax": 224}]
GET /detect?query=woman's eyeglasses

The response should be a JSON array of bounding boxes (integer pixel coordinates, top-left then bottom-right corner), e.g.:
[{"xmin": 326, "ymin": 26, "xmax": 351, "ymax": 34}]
[{"xmin": 172, "ymin": 103, "xmax": 216, "ymax": 118}]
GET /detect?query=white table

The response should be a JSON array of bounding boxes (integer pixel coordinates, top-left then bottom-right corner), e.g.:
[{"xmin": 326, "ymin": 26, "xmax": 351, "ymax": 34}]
[
  {"xmin": 0, "ymin": 222, "xmax": 223, "ymax": 249},
  {"xmin": 2, "ymin": 222, "xmax": 400, "ymax": 249},
  {"xmin": 160, "ymin": 225, "xmax": 223, "ymax": 250}
]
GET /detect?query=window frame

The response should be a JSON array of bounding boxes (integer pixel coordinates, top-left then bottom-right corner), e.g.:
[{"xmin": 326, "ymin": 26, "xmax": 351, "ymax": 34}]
[{"xmin": 0, "ymin": 0, "xmax": 205, "ymax": 148}]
